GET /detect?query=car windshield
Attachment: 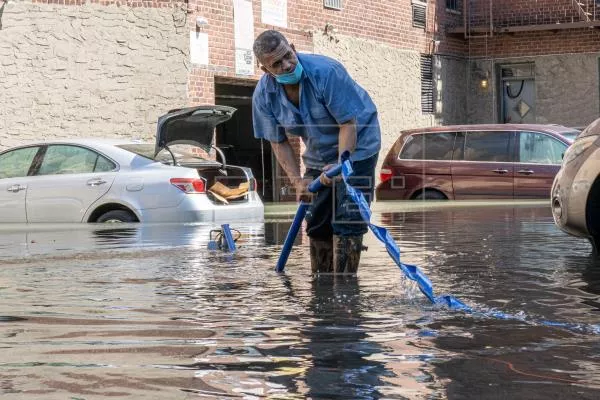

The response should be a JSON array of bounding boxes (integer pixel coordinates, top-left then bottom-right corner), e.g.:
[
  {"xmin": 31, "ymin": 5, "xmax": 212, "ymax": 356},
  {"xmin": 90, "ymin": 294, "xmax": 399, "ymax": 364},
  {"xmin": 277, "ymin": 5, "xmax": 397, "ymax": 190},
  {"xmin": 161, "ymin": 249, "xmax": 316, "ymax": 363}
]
[{"xmin": 116, "ymin": 143, "xmax": 210, "ymax": 164}]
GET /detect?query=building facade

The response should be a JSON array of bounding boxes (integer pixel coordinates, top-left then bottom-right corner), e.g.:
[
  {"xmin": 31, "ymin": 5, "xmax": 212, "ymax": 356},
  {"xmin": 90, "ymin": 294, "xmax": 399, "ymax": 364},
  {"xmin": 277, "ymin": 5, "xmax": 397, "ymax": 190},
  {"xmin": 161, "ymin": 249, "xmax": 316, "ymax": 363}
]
[
  {"xmin": 452, "ymin": 0, "xmax": 600, "ymax": 127},
  {"xmin": 1, "ymin": 0, "xmax": 599, "ymax": 201}
]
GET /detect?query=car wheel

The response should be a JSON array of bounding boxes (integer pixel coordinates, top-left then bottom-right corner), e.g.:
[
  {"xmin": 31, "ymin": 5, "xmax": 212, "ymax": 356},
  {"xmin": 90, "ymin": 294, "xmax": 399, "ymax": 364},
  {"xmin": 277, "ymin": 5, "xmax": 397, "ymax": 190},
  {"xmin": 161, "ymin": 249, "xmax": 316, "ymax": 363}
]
[
  {"xmin": 413, "ymin": 190, "xmax": 447, "ymax": 200},
  {"xmin": 96, "ymin": 210, "xmax": 137, "ymax": 223},
  {"xmin": 589, "ymin": 237, "xmax": 600, "ymax": 256}
]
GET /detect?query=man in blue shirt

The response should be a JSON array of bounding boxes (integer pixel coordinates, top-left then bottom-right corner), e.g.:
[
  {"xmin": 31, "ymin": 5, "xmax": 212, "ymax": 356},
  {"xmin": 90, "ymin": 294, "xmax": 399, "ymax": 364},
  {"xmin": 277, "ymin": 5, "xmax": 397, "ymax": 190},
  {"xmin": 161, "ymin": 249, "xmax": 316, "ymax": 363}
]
[{"xmin": 252, "ymin": 30, "xmax": 381, "ymax": 275}]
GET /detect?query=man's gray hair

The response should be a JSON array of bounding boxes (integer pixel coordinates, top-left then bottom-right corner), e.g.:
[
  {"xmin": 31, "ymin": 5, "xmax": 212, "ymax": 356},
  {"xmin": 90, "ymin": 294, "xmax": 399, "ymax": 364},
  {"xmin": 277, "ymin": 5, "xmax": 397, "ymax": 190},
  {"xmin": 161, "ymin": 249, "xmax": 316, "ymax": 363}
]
[{"xmin": 253, "ymin": 30, "xmax": 289, "ymax": 60}]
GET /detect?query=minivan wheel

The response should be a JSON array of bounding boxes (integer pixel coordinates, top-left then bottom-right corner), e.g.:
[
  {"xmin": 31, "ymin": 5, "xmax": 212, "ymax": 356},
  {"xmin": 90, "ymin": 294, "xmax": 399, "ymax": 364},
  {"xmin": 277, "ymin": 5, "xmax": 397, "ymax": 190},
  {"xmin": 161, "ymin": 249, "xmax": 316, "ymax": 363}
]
[
  {"xmin": 413, "ymin": 190, "xmax": 447, "ymax": 200},
  {"xmin": 96, "ymin": 210, "xmax": 137, "ymax": 223}
]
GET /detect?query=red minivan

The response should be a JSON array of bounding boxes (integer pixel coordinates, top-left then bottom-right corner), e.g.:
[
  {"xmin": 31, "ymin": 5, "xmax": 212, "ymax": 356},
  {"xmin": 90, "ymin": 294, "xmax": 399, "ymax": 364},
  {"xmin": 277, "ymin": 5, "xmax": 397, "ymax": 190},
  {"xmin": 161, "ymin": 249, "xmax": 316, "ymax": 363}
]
[{"xmin": 375, "ymin": 124, "xmax": 580, "ymax": 200}]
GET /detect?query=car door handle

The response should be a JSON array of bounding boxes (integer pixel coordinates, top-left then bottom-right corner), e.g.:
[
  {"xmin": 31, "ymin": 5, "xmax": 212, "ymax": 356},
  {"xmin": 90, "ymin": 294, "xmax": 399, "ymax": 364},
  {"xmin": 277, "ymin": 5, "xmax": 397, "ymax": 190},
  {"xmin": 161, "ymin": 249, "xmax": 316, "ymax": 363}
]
[
  {"xmin": 87, "ymin": 178, "xmax": 107, "ymax": 187},
  {"xmin": 492, "ymin": 169, "xmax": 509, "ymax": 174},
  {"xmin": 7, "ymin": 184, "xmax": 26, "ymax": 192},
  {"xmin": 518, "ymin": 169, "xmax": 534, "ymax": 175}
]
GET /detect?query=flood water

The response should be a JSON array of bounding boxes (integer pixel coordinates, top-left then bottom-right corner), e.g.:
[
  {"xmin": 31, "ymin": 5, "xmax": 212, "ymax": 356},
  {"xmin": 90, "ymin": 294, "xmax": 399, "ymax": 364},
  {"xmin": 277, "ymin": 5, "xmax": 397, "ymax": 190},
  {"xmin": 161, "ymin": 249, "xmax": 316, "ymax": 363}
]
[{"xmin": 1, "ymin": 204, "xmax": 599, "ymax": 399}]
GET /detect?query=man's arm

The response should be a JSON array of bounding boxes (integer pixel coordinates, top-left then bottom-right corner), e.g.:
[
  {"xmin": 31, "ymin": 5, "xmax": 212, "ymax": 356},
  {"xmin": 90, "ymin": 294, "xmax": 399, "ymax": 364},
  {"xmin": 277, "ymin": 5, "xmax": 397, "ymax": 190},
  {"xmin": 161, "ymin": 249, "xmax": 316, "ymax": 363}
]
[
  {"xmin": 271, "ymin": 139, "xmax": 301, "ymax": 184},
  {"xmin": 319, "ymin": 119, "xmax": 357, "ymax": 186},
  {"xmin": 271, "ymin": 139, "xmax": 312, "ymax": 202},
  {"xmin": 338, "ymin": 118, "xmax": 357, "ymax": 162}
]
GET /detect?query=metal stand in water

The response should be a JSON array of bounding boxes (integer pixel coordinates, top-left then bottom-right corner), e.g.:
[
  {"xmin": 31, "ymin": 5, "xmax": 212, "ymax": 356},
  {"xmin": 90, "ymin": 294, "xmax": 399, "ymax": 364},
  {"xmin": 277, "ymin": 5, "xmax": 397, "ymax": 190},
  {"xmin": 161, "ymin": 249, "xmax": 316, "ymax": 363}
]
[{"xmin": 208, "ymin": 223, "xmax": 238, "ymax": 252}]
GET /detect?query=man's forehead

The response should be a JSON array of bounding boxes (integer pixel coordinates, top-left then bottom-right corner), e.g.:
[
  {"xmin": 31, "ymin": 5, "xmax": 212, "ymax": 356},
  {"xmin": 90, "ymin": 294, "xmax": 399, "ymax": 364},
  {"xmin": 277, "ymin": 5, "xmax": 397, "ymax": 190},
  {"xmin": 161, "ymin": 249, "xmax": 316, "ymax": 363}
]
[{"xmin": 261, "ymin": 42, "xmax": 291, "ymax": 64}]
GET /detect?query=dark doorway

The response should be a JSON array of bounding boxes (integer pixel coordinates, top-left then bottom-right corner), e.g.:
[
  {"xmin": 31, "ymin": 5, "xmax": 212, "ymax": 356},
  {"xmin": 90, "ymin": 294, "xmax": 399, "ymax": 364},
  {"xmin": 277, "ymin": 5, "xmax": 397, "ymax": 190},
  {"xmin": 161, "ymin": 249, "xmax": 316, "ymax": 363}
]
[{"xmin": 215, "ymin": 80, "xmax": 276, "ymax": 202}]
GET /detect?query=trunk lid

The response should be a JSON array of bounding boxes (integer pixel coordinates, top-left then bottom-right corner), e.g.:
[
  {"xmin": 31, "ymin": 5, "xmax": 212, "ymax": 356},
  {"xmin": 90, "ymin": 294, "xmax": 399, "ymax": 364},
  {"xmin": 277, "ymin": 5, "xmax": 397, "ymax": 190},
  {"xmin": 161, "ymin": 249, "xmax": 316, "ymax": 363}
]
[{"xmin": 154, "ymin": 105, "xmax": 236, "ymax": 157}]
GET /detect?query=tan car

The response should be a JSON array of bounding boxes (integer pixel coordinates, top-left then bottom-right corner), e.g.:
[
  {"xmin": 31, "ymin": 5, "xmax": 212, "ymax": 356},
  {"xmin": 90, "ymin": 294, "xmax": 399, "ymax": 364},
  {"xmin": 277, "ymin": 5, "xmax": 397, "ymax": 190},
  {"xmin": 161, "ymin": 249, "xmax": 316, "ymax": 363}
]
[{"xmin": 552, "ymin": 118, "xmax": 600, "ymax": 252}]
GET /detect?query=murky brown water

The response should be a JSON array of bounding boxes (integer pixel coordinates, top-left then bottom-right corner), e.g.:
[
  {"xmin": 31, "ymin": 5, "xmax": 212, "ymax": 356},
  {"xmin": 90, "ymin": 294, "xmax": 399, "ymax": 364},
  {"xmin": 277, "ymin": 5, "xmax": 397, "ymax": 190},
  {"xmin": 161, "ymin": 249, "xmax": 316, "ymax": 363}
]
[{"xmin": 1, "ymin": 205, "xmax": 599, "ymax": 399}]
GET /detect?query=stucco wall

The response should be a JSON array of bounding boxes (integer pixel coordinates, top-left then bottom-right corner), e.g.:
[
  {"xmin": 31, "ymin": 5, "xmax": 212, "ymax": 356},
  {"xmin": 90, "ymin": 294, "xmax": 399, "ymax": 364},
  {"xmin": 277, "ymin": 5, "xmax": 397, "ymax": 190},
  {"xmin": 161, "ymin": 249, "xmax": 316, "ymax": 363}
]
[
  {"xmin": 535, "ymin": 53, "xmax": 599, "ymax": 128},
  {"xmin": 0, "ymin": 1, "xmax": 189, "ymax": 149},
  {"xmin": 466, "ymin": 59, "xmax": 497, "ymax": 124},
  {"xmin": 435, "ymin": 55, "xmax": 468, "ymax": 125},
  {"xmin": 467, "ymin": 54, "xmax": 600, "ymax": 127}
]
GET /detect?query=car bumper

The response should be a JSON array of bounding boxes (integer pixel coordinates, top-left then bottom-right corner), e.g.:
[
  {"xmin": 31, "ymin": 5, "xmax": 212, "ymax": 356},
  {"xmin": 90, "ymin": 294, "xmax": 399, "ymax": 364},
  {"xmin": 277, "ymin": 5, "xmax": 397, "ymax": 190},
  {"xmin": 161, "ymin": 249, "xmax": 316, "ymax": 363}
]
[
  {"xmin": 137, "ymin": 192, "xmax": 264, "ymax": 223},
  {"xmin": 375, "ymin": 180, "xmax": 412, "ymax": 200}
]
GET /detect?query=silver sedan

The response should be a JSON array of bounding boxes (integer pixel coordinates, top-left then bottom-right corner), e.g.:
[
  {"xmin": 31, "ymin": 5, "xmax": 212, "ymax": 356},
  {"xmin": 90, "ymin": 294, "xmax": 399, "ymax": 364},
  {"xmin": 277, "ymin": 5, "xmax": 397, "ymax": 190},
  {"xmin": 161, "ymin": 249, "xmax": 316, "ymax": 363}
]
[{"xmin": 0, "ymin": 106, "xmax": 264, "ymax": 223}]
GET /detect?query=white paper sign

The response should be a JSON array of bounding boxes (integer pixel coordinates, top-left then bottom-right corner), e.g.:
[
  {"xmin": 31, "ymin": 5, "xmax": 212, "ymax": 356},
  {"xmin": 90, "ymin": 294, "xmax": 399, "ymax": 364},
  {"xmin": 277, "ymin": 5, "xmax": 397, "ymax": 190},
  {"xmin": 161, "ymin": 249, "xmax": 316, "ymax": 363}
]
[
  {"xmin": 233, "ymin": 0, "xmax": 255, "ymax": 75},
  {"xmin": 189, "ymin": 31, "xmax": 209, "ymax": 65},
  {"xmin": 235, "ymin": 49, "xmax": 254, "ymax": 76},
  {"xmin": 233, "ymin": 0, "xmax": 254, "ymax": 50},
  {"xmin": 262, "ymin": 0, "xmax": 287, "ymax": 28}
]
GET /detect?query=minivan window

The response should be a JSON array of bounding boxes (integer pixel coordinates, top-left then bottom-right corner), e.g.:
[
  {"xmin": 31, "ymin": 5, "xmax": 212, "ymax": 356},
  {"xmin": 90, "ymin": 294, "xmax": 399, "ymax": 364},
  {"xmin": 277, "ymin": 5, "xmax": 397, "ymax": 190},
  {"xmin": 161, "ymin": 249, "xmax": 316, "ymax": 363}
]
[
  {"xmin": 519, "ymin": 131, "xmax": 567, "ymax": 165},
  {"xmin": 464, "ymin": 131, "xmax": 512, "ymax": 162},
  {"xmin": 400, "ymin": 132, "xmax": 455, "ymax": 160}
]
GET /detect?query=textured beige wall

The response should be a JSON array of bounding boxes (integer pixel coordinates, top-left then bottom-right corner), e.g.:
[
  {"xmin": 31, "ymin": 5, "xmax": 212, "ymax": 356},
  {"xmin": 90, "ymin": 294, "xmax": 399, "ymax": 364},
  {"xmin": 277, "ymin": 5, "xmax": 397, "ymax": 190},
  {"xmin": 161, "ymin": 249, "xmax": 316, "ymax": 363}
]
[
  {"xmin": 466, "ymin": 59, "xmax": 497, "ymax": 124},
  {"xmin": 536, "ymin": 53, "xmax": 599, "ymax": 128},
  {"xmin": 467, "ymin": 54, "xmax": 600, "ymax": 128},
  {"xmin": 435, "ymin": 55, "xmax": 468, "ymax": 125},
  {"xmin": 0, "ymin": 1, "xmax": 189, "ymax": 149}
]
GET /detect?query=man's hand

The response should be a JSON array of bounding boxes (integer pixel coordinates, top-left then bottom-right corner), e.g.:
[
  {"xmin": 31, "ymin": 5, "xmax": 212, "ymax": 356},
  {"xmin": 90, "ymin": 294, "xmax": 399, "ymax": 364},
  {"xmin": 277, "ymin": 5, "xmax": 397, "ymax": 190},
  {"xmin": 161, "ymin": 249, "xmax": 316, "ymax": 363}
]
[
  {"xmin": 319, "ymin": 164, "xmax": 341, "ymax": 187},
  {"xmin": 293, "ymin": 177, "xmax": 313, "ymax": 203}
]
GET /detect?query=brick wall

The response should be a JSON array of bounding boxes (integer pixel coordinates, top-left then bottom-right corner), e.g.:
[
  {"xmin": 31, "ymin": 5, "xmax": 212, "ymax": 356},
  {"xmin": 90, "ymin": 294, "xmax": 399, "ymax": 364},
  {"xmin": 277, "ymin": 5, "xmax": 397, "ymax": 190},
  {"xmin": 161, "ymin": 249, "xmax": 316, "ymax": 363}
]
[
  {"xmin": 467, "ymin": 0, "xmax": 593, "ymax": 28},
  {"xmin": 466, "ymin": 29, "xmax": 600, "ymax": 57},
  {"xmin": 185, "ymin": 0, "xmax": 466, "ymax": 106},
  {"xmin": 31, "ymin": 0, "xmax": 182, "ymax": 7}
]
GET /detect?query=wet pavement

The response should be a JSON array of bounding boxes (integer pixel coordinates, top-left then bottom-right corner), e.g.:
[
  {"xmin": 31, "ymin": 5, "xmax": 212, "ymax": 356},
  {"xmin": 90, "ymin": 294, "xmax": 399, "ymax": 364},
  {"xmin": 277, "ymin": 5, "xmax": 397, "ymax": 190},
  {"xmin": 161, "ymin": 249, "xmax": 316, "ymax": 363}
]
[{"xmin": 1, "ymin": 204, "xmax": 599, "ymax": 399}]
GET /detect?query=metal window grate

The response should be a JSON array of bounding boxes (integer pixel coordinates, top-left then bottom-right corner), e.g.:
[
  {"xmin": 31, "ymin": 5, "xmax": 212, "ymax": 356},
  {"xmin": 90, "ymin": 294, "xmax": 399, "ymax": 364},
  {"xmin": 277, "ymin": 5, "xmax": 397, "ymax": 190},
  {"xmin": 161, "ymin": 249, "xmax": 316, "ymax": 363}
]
[
  {"xmin": 412, "ymin": 3, "xmax": 427, "ymax": 28},
  {"xmin": 324, "ymin": 0, "xmax": 342, "ymax": 10},
  {"xmin": 421, "ymin": 55, "xmax": 434, "ymax": 114}
]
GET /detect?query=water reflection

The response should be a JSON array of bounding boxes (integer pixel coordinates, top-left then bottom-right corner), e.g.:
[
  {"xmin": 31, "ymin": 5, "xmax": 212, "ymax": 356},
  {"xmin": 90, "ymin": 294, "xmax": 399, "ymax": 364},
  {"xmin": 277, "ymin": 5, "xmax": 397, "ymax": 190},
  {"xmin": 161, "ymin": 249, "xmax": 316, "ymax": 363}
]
[
  {"xmin": 302, "ymin": 276, "xmax": 387, "ymax": 399},
  {"xmin": 1, "ymin": 205, "xmax": 600, "ymax": 398},
  {"xmin": 0, "ymin": 222, "xmax": 266, "ymax": 259},
  {"xmin": 377, "ymin": 206, "xmax": 600, "ymax": 396}
]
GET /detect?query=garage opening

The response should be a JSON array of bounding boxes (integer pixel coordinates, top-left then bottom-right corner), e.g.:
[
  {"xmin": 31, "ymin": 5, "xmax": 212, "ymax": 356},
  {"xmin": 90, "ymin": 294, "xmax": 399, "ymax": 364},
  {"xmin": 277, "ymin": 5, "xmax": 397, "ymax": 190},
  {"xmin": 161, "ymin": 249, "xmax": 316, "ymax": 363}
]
[{"xmin": 214, "ymin": 79, "xmax": 277, "ymax": 202}]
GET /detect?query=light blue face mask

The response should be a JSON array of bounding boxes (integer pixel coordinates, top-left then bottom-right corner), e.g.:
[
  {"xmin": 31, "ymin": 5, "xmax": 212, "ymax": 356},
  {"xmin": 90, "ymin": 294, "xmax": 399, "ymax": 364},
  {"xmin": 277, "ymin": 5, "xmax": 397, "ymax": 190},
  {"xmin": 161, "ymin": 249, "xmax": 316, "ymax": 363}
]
[{"xmin": 275, "ymin": 62, "xmax": 303, "ymax": 85}]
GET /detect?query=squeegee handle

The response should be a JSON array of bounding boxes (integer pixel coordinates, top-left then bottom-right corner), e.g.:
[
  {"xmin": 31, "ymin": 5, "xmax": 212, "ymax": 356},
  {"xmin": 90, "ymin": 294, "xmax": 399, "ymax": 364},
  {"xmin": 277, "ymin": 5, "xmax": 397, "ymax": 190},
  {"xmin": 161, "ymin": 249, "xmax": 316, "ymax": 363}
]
[{"xmin": 275, "ymin": 202, "xmax": 310, "ymax": 273}]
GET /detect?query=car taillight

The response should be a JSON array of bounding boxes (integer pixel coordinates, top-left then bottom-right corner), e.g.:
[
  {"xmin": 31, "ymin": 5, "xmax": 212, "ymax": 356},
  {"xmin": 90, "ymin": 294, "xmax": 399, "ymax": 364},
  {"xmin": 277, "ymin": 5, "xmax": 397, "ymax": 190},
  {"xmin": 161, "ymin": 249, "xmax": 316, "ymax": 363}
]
[
  {"xmin": 380, "ymin": 168, "xmax": 393, "ymax": 183},
  {"xmin": 170, "ymin": 178, "xmax": 206, "ymax": 193}
]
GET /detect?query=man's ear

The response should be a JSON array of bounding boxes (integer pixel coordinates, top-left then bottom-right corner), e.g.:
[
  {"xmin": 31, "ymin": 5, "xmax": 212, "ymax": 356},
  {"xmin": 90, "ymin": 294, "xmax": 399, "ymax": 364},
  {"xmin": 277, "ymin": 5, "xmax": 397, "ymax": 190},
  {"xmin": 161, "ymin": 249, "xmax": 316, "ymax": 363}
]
[
  {"xmin": 290, "ymin": 43, "xmax": 297, "ymax": 53},
  {"xmin": 260, "ymin": 65, "xmax": 271, "ymax": 75}
]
